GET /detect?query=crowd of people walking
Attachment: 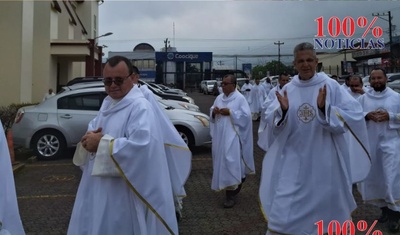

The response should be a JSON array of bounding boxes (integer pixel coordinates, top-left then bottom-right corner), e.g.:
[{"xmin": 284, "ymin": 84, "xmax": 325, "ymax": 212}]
[{"xmin": 2, "ymin": 42, "xmax": 400, "ymax": 235}]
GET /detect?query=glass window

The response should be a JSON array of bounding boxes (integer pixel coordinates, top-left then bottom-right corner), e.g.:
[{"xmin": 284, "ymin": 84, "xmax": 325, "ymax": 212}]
[{"xmin": 58, "ymin": 92, "xmax": 106, "ymax": 111}]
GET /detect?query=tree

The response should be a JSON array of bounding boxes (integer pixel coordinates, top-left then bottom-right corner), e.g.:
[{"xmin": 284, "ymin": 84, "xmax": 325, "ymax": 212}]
[{"xmin": 251, "ymin": 60, "xmax": 293, "ymax": 79}]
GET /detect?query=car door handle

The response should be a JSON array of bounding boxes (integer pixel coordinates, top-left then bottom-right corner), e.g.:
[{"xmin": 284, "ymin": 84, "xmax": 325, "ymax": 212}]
[{"xmin": 60, "ymin": 114, "xmax": 72, "ymax": 119}]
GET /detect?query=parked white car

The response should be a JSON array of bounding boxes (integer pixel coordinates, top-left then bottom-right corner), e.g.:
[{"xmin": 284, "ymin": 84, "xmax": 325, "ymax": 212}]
[
  {"xmin": 12, "ymin": 86, "xmax": 210, "ymax": 160},
  {"xmin": 200, "ymin": 80, "xmax": 216, "ymax": 94}
]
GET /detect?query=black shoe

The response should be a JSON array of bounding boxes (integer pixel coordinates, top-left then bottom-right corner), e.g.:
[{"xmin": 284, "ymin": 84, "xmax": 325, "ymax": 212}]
[
  {"xmin": 223, "ymin": 199, "xmax": 235, "ymax": 208},
  {"xmin": 378, "ymin": 213, "xmax": 389, "ymax": 223},
  {"xmin": 388, "ymin": 219, "xmax": 400, "ymax": 233},
  {"xmin": 176, "ymin": 210, "xmax": 182, "ymax": 222},
  {"xmin": 378, "ymin": 207, "xmax": 389, "ymax": 223}
]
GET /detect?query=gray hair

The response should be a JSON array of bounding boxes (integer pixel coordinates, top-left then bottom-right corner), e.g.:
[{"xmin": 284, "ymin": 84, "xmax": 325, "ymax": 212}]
[{"xmin": 293, "ymin": 42, "xmax": 317, "ymax": 60}]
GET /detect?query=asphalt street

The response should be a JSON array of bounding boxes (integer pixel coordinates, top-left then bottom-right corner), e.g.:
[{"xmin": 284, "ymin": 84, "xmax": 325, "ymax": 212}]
[{"xmin": 13, "ymin": 90, "xmax": 393, "ymax": 235}]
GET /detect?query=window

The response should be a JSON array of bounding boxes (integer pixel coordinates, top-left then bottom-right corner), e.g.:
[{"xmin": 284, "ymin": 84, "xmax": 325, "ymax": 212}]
[{"xmin": 58, "ymin": 92, "xmax": 106, "ymax": 111}]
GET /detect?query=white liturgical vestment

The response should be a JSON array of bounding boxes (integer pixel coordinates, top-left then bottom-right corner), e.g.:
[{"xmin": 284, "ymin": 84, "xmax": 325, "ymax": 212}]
[
  {"xmin": 259, "ymin": 72, "xmax": 370, "ymax": 235},
  {"xmin": 0, "ymin": 121, "xmax": 25, "ymax": 235},
  {"xmin": 210, "ymin": 90, "xmax": 255, "ymax": 191},
  {"xmin": 357, "ymin": 87, "xmax": 400, "ymax": 211},
  {"xmin": 68, "ymin": 86, "xmax": 178, "ymax": 235}
]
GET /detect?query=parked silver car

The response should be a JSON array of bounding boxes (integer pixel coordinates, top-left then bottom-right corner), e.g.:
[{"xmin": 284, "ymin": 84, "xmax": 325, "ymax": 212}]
[{"xmin": 12, "ymin": 86, "xmax": 210, "ymax": 160}]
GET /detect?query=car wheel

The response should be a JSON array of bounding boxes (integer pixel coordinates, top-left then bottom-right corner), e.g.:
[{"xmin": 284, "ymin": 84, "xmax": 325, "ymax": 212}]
[
  {"xmin": 31, "ymin": 130, "xmax": 66, "ymax": 160},
  {"xmin": 175, "ymin": 126, "xmax": 195, "ymax": 147}
]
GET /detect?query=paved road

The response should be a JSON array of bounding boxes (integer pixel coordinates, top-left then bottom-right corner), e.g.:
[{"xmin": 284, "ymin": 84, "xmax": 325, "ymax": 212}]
[{"xmin": 14, "ymin": 90, "xmax": 391, "ymax": 235}]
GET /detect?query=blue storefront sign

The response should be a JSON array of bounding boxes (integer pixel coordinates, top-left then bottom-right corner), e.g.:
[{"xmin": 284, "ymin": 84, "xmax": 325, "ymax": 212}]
[
  {"xmin": 139, "ymin": 70, "xmax": 156, "ymax": 82},
  {"xmin": 242, "ymin": 63, "xmax": 252, "ymax": 75},
  {"xmin": 156, "ymin": 52, "xmax": 212, "ymax": 62}
]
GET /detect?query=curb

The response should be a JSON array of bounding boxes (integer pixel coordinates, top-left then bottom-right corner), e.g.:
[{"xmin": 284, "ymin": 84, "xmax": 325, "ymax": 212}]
[
  {"xmin": 12, "ymin": 156, "xmax": 37, "ymax": 173},
  {"xmin": 12, "ymin": 162, "xmax": 25, "ymax": 173}
]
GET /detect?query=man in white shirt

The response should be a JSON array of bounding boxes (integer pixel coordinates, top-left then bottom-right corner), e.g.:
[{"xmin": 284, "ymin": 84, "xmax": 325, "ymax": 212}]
[{"xmin": 42, "ymin": 88, "xmax": 55, "ymax": 101}]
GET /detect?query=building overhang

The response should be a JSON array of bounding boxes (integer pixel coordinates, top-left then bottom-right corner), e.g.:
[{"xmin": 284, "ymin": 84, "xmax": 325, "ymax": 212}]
[{"xmin": 50, "ymin": 40, "xmax": 100, "ymax": 61}]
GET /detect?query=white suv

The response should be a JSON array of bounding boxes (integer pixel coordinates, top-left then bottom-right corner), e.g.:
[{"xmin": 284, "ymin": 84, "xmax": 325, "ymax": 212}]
[{"xmin": 200, "ymin": 80, "xmax": 216, "ymax": 94}]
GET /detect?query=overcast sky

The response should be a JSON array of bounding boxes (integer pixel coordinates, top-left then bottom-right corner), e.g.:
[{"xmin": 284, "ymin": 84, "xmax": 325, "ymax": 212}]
[{"xmin": 98, "ymin": 1, "xmax": 400, "ymax": 66}]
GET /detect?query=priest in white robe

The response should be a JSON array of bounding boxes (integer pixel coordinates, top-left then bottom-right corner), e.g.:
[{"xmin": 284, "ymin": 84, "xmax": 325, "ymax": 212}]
[
  {"xmin": 0, "ymin": 121, "xmax": 25, "ymax": 235},
  {"xmin": 262, "ymin": 77, "xmax": 273, "ymax": 97},
  {"xmin": 130, "ymin": 66, "xmax": 192, "ymax": 221},
  {"xmin": 259, "ymin": 42, "xmax": 370, "ymax": 235},
  {"xmin": 348, "ymin": 75, "xmax": 368, "ymax": 99},
  {"xmin": 240, "ymin": 79, "xmax": 253, "ymax": 106},
  {"xmin": 257, "ymin": 73, "xmax": 289, "ymax": 151},
  {"xmin": 210, "ymin": 74, "xmax": 255, "ymax": 208},
  {"xmin": 68, "ymin": 56, "xmax": 178, "ymax": 235},
  {"xmin": 249, "ymin": 78, "xmax": 266, "ymax": 120},
  {"xmin": 357, "ymin": 68, "xmax": 400, "ymax": 232}
]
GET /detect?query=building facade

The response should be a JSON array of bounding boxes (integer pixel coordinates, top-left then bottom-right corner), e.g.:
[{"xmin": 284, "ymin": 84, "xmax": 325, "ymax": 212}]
[
  {"xmin": 109, "ymin": 44, "xmax": 213, "ymax": 90},
  {"xmin": 0, "ymin": 0, "xmax": 101, "ymax": 106}
]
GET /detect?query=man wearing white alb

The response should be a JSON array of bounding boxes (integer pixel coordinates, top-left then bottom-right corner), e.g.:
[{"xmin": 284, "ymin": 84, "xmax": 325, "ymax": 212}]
[
  {"xmin": 357, "ymin": 68, "xmax": 400, "ymax": 232},
  {"xmin": 0, "ymin": 121, "xmax": 25, "ymax": 235},
  {"xmin": 262, "ymin": 77, "xmax": 273, "ymax": 96},
  {"xmin": 259, "ymin": 42, "xmax": 370, "ymax": 235},
  {"xmin": 240, "ymin": 79, "xmax": 253, "ymax": 106},
  {"xmin": 131, "ymin": 65, "xmax": 192, "ymax": 221},
  {"xmin": 257, "ymin": 72, "xmax": 290, "ymax": 151},
  {"xmin": 210, "ymin": 74, "xmax": 255, "ymax": 208},
  {"xmin": 68, "ymin": 56, "xmax": 178, "ymax": 235},
  {"xmin": 347, "ymin": 75, "xmax": 368, "ymax": 99},
  {"xmin": 249, "ymin": 78, "xmax": 266, "ymax": 121}
]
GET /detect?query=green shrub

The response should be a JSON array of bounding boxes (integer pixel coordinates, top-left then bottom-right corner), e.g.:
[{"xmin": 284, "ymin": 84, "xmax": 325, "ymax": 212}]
[{"xmin": 0, "ymin": 103, "xmax": 38, "ymax": 133}]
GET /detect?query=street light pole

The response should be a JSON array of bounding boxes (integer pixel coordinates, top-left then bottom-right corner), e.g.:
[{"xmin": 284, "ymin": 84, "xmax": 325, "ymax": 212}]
[
  {"xmin": 86, "ymin": 32, "xmax": 113, "ymax": 76},
  {"xmin": 372, "ymin": 11, "xmax": 394, "ymax": 72},
  {"xmin": 274, "ymin": 41, "xmax": 284, "ymax": 73}
]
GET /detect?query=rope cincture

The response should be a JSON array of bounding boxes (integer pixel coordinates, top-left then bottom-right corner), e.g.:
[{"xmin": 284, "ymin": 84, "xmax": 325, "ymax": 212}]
[{"xmin": 335, "ymin": 111, "xmax": 371, "ymax": 162}]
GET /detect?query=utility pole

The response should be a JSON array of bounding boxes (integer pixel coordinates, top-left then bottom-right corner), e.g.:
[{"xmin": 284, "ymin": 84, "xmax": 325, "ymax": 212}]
[
  {"xmin": 372, "ymin": 11, "xmax": 393, "ymax": 72},
  {"xmin": 163, "ymin": 38, "xmax": 169, "ymax": 84},
  {"xmin": 274, "ymin": 41, "xmax": 284, "ymax": 73}
]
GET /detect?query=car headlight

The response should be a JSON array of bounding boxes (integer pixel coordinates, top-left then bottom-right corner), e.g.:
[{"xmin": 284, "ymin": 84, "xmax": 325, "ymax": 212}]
[
  {"xmin": 183, "ymin": 96, "xmax": 195, "ymax": 104},
  {"xmin": 194, "ymin": 115, "xmax": 209, "ymax": 127},
  {"xmin": 178, "ymin": 103, "xmax": 190, "ymax": 110}
]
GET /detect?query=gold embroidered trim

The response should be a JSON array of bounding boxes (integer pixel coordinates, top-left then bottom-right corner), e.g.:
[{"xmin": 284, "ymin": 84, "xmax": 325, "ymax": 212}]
[
  {"xmin": 164, "ymin": 143, "xmax": 190, "ymax": 151},
  {"xmin": 229, "ymin": 115, "xmax": 254, "ymax": 173},
  {"xmin": 109, "ymin": 139, "xmax": 175, "ymax": 235}
]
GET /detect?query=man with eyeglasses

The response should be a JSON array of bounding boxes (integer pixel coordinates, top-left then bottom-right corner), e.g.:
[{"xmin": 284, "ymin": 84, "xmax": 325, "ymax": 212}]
[
  {"xmin": 357, "ymin": 68, "xmax": 400, "ymax": 232},
  {"xmin": 68, "ymin": 56, "xmax": 178, "ymax": 235},
  {"xmin": 130, "ymin": 65, "xmax": 192, "ymax": 222},
  {"xmin": 0, "ymin": 120, "xmax": 25, "ymax": 235},
  {"xmin": 259, "ymin": 42, "xmax": 370, "ymax": 235},
  {"xmin": 210, "ymin": 74, "xmax": 255, "ymax": 208}
]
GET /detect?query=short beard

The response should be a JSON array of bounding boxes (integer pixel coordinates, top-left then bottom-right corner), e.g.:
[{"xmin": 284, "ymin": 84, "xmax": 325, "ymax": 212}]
[{"xmin": 373, "ymin": 84, "xmax": 386, "ymax": 92}]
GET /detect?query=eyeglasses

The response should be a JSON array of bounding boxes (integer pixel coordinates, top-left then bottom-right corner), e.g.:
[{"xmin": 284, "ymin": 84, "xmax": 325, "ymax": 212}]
[
  {"xmin": 221, "ymin": 82, "xmax": 234, "ymax": 86},
  {"xmin": 102, "ymin": 74, "xmax": 132, "ymax": 86}
]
